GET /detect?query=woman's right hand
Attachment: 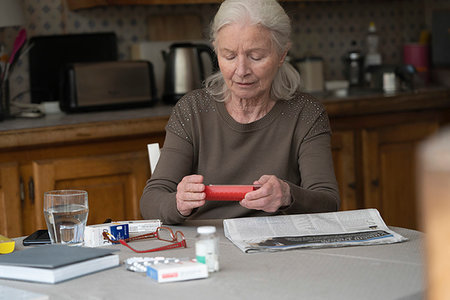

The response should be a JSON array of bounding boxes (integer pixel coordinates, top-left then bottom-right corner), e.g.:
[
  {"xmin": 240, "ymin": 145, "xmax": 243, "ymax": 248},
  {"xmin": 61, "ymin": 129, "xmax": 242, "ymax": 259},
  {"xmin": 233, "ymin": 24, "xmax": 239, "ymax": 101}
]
[{"xmin": 176, "ymin": 174, "xmax": 206, "ymax": 216}]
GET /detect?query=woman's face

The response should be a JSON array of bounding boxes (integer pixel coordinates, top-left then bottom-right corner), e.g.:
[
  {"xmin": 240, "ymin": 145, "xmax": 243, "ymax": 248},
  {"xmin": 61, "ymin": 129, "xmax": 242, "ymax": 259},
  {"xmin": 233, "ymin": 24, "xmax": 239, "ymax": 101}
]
[{"xmin": 215, "ymin": 23, "xmax": 285, "ymax": 102}]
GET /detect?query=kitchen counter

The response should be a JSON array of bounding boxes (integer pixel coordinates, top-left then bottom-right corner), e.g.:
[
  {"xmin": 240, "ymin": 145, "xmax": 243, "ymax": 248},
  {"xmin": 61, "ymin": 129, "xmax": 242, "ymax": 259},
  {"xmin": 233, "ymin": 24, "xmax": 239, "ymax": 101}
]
[
  {"xmin": 0, "ymin": 87, "xmax": 449, "ymax": 151},
  {"xmin": 319, "ymin": 86, "xmax": 450, "ymax": 117},
  {"xmin": 0, "ymin": 104, "xmax": 173, "ymax": 131},
  {"xmin": 0, "ymin": 104, "xmax": 173, "ymax": 150}
]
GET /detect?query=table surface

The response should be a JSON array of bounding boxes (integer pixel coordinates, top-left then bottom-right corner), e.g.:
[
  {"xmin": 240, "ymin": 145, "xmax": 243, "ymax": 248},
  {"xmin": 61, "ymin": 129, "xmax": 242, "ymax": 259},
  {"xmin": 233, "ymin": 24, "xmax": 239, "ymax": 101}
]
[{"xmin": 1, "ymin": 220, "xmax": 424, "ymax": 300}]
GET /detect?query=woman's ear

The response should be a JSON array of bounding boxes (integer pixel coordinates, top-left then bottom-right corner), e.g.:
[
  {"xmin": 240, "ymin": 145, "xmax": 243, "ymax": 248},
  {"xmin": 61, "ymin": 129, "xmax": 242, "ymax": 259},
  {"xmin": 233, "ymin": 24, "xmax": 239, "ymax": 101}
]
[
  {"xmin": 279, "ymin": 51, "xmax": 288, "ymax": 66},
  {"xmin": 279, "ymin": 42, "xmax": 291, "ymax": 66}
]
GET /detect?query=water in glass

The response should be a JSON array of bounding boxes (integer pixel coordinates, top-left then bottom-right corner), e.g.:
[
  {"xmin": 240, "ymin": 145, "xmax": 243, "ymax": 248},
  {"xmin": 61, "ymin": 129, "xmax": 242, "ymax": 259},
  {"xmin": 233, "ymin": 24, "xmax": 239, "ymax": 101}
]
[{"xmin": 44, "ymin": 190, "xmax": 88, "ymax": 246}]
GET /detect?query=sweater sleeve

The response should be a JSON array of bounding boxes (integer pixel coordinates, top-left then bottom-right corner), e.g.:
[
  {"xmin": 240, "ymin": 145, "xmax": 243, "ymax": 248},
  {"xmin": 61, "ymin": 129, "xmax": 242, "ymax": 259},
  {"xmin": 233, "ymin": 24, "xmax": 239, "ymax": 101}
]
[
  {"xmin": 281, "ymin": 110, "xmax": 340, "ymax": 214},
  {"xmin": 140, "ymin": 97, "xmax": 197, "ymax": 224},
  {"xmin": 140, "ymin": 131, "xmax": 194, "ymax": 224}
]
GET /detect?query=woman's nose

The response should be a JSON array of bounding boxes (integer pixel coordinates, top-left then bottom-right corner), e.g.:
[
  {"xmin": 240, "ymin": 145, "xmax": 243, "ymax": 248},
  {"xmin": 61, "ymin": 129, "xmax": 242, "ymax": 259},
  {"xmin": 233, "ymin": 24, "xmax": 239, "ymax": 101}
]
[{"xmin": 235, "ymin": 56, "xmax": 250, "ymax": 77}]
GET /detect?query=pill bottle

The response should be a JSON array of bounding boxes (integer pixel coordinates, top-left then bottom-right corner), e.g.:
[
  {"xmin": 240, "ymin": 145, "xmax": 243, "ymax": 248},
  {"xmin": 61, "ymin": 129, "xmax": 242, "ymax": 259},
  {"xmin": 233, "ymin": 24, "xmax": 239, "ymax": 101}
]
[{"xmin": 195, "ymin": 226, "xmax": 219, "ymax": 272}]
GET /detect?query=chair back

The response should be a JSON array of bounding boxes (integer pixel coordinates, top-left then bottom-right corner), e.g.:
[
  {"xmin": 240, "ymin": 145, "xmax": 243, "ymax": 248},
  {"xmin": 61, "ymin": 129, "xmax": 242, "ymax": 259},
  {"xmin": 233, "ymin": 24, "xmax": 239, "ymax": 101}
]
[{"xmin": 147, "ymin": 143, "xmax": 161, "ymax": 174}]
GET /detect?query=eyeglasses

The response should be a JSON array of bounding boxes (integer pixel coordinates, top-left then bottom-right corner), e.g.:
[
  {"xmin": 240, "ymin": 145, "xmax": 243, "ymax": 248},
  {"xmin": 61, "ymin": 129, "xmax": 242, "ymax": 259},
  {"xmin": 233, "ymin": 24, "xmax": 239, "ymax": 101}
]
[{"xmin": 102, "ymin": 226, "xmax": 187, "ymax": 253}]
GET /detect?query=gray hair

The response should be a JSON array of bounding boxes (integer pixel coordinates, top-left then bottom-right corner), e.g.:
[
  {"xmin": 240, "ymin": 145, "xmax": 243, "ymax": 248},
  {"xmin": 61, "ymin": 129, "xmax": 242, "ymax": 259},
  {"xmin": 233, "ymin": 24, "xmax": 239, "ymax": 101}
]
[{"xmin": 205, "ymin": 0, "xmax": 301, "ymax": 102}]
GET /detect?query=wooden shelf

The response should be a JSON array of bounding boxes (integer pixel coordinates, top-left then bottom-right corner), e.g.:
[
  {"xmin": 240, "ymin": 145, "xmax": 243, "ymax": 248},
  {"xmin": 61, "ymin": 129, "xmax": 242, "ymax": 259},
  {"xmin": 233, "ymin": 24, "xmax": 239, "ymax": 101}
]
[
  {"xmin": 66, "ymin": 0, "xmax": 221, "ymax": 10},
  {"xmin": 66, "ymin": 0, "xmax": 338, "ymax": 10}
]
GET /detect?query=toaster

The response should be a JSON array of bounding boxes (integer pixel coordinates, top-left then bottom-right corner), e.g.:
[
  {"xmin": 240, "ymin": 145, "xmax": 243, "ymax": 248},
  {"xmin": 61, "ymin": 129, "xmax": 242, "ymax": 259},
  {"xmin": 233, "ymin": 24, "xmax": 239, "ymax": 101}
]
[{"xmin": 60, "ymin": 61, "xmax": 157, "ymax": 113}]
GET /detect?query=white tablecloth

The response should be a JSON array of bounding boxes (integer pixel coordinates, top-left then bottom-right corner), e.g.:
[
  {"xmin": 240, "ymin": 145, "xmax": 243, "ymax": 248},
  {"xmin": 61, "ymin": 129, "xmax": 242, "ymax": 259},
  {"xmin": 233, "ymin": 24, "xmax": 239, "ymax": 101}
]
[{"xmin": 1, "ymin": 220, "xmax": 424, "ymax": 300}]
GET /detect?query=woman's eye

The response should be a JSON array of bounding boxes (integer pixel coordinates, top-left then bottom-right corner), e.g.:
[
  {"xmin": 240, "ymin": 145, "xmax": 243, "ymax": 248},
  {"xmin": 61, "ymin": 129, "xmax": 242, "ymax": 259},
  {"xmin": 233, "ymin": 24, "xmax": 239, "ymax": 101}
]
[
  {"xmin": 250, "ymin": 53, "xmax": 265, "ymax": 61},
  {"xmin": 221, "ymin": 51, "xmax": 236, "ymax": 60}
]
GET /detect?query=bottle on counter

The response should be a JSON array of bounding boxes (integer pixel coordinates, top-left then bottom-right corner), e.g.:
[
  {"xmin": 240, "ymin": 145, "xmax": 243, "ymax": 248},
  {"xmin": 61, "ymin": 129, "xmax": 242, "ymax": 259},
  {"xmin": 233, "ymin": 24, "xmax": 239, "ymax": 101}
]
[
  {"xmin": 343, "ymin": 40, "xmax": 364, "ymax": 87},
  {"xmin": 195, "ymin": 226, "xmax": 219, "ymax": 272},
  {"xmin": 0, "ymin": 43, "xmax": 7, "ymax": 76},
  {"xmin": 364, "ymin": 22, "xmax": 382, "ymax": 85}
]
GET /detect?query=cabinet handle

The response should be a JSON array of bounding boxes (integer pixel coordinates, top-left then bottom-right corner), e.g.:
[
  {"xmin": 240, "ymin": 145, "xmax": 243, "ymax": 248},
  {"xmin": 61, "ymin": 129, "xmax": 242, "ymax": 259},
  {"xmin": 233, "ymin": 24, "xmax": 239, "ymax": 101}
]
[
  {"xmin": 19, "ymin": 177, "xmax": 25, "ymax": 204},
  {"xmin": 347, "ymin": 182, "xmax": 356, "ymax": 190},
  {"xmin": 28, "ymin": 177, "xmax": 35, "ymax": 204},
  {"xmin": 371, "ymin": 179, "xmax": 379, "ymax": 187}
]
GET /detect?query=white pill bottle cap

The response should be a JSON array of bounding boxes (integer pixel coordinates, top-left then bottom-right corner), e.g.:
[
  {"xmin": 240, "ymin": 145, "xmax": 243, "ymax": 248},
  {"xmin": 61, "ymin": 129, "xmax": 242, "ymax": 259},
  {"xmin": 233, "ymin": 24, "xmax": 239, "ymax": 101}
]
[{"xmin": 197, "ymin": 226, "xmax": 216, "ymax": 234}]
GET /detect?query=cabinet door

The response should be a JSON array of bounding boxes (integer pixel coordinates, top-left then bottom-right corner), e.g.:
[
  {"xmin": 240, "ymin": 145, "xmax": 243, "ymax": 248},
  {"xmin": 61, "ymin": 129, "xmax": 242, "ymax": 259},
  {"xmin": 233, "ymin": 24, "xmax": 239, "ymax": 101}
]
[
  {"xmin": 331, "ymin": 130, "xmax": 358, "ymax": 211},
  {"xmin": 31, "ymin": 152, "xmax": 150, "ymax": 230},
  {"xmin": 361, "ymin": 121, "xmax": 439, "ymax": 229},
  {"xmin": 0, "ymin": 163, "xmax": 23, "ymax": 237}
]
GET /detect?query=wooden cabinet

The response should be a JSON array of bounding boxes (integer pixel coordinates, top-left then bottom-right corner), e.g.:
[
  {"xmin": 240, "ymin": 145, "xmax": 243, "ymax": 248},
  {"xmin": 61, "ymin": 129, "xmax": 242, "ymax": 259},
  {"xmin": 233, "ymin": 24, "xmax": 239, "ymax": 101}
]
[
  {"xmin": 0, "ymin": 114, "xmax": 168, "ymax": 237},
  {"xmin": 3, "ymin": 152, "xmax": 150, "ymax": 237},
  {"xmin": 0, "ymin": 163, "xmax": 22, "ymax": 237},
  {"xmin": 1, "ymin": 149, "xmax": 158, "ymax": 238},
  {"xmin": 2, "ymin": 149, "xmax": 162, "ymax": 238},
  {"xmin": 328, "ymin": 89, "xmax": 450, "ymax": 230},
  {"xmin": 31, "ymin": 152, "xmax": 149, "ymax": 231},
  {"xmin": 331, "ymin": 130, "xmax": 358, "ymax": 211},
  {"xmin": 361, "ymin": 120, "xmax": 439, "ymax": 229}
]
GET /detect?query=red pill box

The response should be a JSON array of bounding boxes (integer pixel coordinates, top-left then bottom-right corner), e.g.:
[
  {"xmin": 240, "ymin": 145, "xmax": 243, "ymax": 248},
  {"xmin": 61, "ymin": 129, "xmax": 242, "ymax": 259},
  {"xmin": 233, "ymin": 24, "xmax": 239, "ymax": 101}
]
[{"xmin": 204, "ymin": 185, "xmax": 260, "ymax": 201}]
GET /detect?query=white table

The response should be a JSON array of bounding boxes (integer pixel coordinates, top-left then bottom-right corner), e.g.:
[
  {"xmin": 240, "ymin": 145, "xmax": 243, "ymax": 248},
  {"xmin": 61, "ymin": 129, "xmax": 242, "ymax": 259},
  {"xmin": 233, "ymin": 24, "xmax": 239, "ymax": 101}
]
[{"xmin": 1, "ymin": 220, "xmax": 424, "ymax": 300}]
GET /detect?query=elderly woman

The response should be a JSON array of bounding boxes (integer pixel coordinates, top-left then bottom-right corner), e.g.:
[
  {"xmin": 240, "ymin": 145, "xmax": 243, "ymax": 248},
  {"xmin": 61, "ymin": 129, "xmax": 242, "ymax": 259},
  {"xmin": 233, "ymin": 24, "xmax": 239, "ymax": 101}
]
[{"xmin": 140, "ymin": 0, "xmax": 340, "ymax": 224}]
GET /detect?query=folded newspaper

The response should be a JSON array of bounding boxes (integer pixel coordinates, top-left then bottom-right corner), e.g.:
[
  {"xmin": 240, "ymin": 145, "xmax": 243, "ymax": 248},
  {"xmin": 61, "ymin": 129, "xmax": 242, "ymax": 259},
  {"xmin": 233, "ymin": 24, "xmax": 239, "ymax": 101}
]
[{"xmin": 223, "ymin": 209, "xmax": 408, "ymax": 253}]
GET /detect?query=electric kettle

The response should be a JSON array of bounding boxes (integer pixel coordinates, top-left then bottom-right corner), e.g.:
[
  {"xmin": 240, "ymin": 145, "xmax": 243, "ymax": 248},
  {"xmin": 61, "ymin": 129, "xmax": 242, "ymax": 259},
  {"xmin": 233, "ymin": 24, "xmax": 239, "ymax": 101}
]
[{"xmin": 162, "ymin": 43, "xmax": 216, "ymax": 105}]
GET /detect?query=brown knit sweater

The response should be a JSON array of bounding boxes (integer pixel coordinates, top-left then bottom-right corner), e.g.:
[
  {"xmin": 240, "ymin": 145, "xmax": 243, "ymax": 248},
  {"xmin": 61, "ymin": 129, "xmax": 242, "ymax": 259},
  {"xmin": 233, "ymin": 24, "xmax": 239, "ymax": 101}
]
[{"xmin": 140, "ymin": 89, "xmax": 340, "ymax": 224}]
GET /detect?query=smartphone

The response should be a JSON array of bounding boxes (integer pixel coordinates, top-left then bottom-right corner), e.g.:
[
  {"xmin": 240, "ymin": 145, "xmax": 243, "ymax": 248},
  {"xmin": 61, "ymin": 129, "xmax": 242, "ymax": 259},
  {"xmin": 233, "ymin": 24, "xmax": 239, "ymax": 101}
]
[{"xmin": 23, "ymin": 229, "xmax": 51, "ymax": 246}]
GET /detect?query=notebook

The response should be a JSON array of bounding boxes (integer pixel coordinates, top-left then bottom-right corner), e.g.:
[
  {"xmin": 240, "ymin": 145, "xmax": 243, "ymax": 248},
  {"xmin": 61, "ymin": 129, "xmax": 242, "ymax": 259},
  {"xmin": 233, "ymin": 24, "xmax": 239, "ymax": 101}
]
[{"xmin": 0, "ymin": 244, "xmax": 119, "ymax": 284}]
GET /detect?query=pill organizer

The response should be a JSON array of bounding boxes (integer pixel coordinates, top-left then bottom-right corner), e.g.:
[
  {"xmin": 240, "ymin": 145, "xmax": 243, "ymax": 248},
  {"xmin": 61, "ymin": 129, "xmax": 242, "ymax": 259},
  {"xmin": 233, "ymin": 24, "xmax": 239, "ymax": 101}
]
[{"xmin": 204, "ymin": 185, "xmax": 260, "ymax": 201}]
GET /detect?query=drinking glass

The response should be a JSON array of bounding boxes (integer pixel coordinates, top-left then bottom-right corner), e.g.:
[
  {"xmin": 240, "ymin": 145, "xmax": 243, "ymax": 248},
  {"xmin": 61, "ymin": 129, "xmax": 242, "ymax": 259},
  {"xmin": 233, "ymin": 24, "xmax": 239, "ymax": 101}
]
[{"xmin": 44, "ymin": 190, "xmax": 89, "ymax": 246}]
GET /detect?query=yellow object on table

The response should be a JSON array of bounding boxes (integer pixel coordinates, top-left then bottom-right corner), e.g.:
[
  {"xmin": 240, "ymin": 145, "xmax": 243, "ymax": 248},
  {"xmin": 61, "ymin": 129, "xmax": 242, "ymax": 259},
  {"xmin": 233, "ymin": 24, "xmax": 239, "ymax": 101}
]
[{"xmin": 0, "ymin": 235, "xmax": 15, "ymax": 254}]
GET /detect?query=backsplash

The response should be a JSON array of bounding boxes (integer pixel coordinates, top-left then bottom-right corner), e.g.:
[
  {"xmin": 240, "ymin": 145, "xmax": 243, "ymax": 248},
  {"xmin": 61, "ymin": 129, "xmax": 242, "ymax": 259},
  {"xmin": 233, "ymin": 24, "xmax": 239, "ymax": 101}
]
[{"xmin": 1, "ymin": 0, "xmax": 448, "ymax": 104}]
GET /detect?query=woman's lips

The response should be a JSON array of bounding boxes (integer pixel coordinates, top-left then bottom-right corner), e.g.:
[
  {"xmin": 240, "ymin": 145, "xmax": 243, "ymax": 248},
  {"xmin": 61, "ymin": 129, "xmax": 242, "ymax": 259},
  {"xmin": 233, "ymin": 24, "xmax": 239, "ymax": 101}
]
[{"xmin": 234, "ymin": 81, "xmax": 255, "ymax": 87}]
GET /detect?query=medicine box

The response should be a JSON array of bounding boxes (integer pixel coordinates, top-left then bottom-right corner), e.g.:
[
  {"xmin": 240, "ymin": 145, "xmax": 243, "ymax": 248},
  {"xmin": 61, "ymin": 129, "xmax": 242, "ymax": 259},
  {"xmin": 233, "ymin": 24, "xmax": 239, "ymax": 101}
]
[
  {"xmin": 120, "ymin": 219, "xmax": 162, "ymax": 234},
  {"xmin": 147, "ymin": 260, "xmax": 208, "ymax": 283},
  {"xmin": 84, "ymin": 223, "xmax": 129, "ymax": 247},
  {"xmin": 84, "ymin": 219, "xmax": 161, "ymax": 247}
]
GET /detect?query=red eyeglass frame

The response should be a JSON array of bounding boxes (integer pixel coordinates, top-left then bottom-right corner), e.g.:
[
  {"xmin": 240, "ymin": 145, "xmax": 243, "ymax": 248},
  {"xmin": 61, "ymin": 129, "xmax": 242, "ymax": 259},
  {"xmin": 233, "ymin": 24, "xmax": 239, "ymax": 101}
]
[{"xmin": 102, "ymin": 226, "xmax": 187, "ymax": 253}]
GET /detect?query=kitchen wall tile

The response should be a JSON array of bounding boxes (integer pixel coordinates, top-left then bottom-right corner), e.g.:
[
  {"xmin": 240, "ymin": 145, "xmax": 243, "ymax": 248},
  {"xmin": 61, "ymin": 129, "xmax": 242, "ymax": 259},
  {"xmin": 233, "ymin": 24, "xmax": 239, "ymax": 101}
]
[{"xmin": 0, "ymin": 0, "xmax": 445, "ymax": 104}]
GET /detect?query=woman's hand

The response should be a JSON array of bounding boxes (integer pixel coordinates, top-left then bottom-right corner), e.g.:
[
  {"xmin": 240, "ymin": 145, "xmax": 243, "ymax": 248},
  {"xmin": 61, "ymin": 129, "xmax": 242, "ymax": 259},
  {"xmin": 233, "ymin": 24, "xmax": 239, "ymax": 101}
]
[
  {"xmin": 240, "ymin": 175, "xmax": 292, "ymax": 212},
  {"xmin": 176, "ymin": 174, "xmax": 206, "ymax": 216}
]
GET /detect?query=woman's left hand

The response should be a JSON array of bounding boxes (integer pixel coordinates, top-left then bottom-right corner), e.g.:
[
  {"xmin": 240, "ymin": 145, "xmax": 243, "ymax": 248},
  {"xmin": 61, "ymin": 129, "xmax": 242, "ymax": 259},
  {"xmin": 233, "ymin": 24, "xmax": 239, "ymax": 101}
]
[{"xmin": 240, "ymin": 175, "xmax": 292, "ymax": 212}]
